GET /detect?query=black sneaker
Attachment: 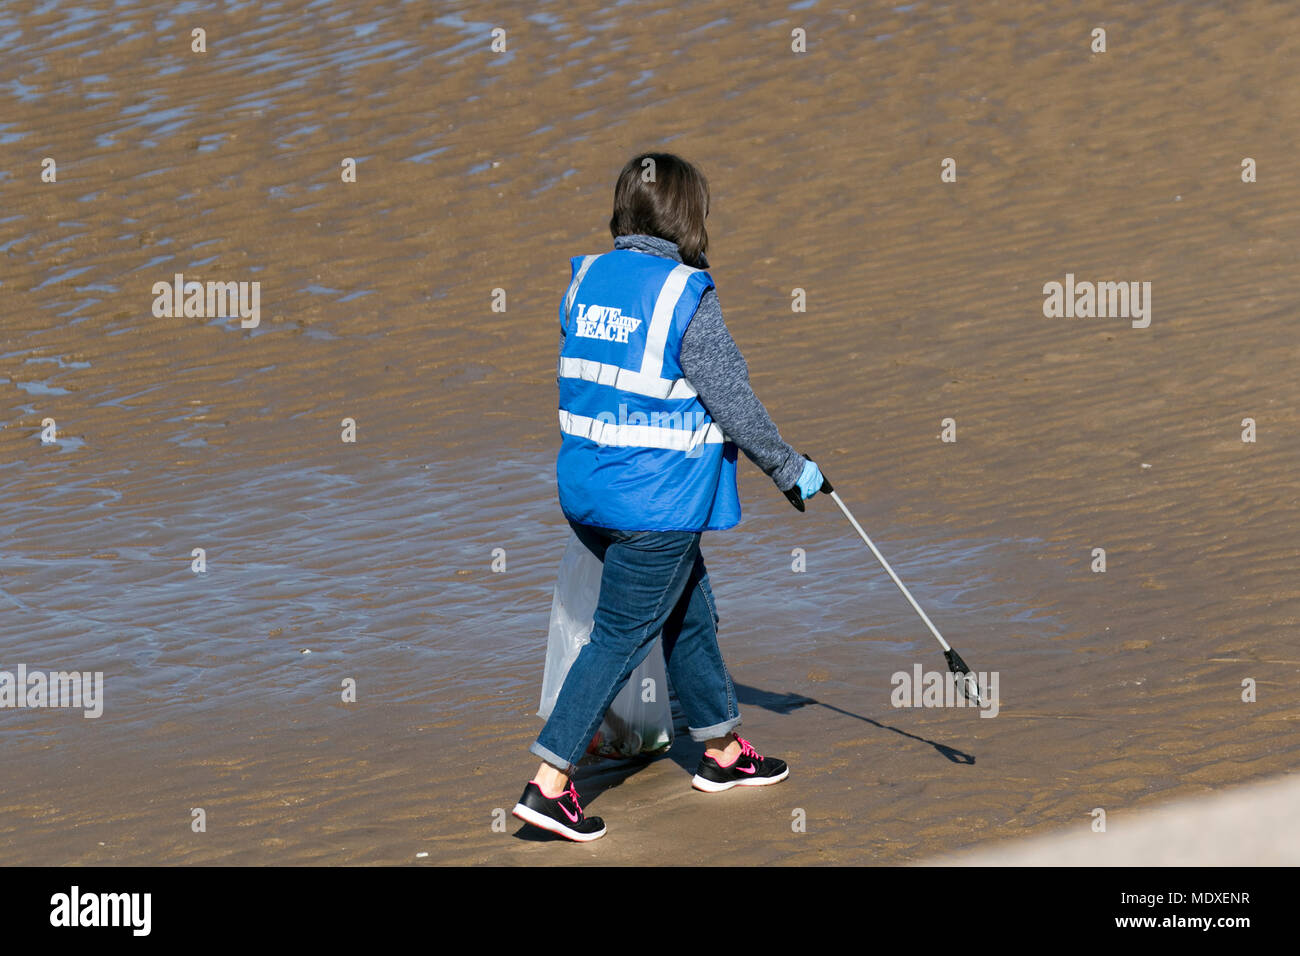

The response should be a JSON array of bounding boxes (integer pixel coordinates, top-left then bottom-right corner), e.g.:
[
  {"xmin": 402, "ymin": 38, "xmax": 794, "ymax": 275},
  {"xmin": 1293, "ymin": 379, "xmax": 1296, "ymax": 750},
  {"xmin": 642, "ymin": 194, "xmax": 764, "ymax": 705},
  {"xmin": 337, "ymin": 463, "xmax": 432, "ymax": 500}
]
[
  {"xmin": 692, "ymin": 733, "xmax": 789, "ymax": 792},
  {"xmin": 512, "ymin": 781, "xmax": 607, "ymax": 842}
]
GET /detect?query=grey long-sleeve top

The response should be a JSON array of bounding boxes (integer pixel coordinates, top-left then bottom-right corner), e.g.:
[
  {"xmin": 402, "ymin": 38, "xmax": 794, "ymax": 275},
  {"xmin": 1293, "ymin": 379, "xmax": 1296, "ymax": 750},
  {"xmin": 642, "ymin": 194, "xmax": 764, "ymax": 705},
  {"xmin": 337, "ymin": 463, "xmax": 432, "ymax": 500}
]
[{"xmin": 559, "ymin": 234, "xmax": 805, "ymax": 492}]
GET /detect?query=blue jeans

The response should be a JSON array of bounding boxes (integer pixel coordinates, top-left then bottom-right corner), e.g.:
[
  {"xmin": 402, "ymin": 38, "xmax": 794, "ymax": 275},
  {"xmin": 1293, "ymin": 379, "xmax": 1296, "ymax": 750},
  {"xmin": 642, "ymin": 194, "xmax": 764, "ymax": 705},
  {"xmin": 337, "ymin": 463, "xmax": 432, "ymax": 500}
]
[{"xmin": 531, "ymin": 521, "xmax": 743, "ymax": 774}]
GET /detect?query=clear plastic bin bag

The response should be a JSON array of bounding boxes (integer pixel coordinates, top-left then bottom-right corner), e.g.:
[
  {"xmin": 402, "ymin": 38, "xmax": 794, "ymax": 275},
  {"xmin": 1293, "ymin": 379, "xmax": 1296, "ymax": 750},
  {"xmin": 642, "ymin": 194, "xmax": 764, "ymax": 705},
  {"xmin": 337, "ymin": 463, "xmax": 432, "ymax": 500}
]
[{"xmin": 538, "ymin": 531, "xmax": 673, "ymax": 758}]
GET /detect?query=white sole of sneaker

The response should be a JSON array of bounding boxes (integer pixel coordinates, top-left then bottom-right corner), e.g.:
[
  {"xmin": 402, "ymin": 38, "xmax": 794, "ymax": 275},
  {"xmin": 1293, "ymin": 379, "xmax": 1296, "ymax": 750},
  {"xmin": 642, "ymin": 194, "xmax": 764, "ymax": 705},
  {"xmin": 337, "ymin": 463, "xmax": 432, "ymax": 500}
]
[
  {"xmin": 511, "ymin": 803, "xmax": 607, "ymax": 842},
  {"xmin": 691, "ymin": 767, "xmax": 790, "ymax": 793}
]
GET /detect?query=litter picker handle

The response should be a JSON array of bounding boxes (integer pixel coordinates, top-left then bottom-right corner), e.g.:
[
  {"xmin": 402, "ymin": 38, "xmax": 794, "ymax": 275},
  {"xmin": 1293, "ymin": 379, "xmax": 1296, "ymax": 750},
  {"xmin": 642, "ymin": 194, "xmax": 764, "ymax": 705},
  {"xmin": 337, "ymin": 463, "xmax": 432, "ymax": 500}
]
[
  {"xmin": 783, "ymin": 454, "xmax": 834, "ymax": 512},
  {"xmin": 781, "ymin": 457, "xmax": 982, "ymax": 703}
]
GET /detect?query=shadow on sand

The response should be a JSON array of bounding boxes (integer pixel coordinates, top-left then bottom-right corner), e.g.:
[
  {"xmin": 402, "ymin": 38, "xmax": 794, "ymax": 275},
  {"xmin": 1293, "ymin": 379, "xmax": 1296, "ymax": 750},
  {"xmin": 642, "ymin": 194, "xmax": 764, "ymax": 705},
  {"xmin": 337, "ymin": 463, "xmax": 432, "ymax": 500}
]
[{"xmin": 513, "ymin": 682, "xmax": 974, "ymax": 841}]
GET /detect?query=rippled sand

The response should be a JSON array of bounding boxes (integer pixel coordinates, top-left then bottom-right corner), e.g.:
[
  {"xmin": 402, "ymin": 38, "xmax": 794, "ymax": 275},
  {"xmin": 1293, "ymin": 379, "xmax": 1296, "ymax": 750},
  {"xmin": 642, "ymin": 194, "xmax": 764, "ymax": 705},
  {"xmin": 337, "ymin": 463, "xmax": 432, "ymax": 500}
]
[{"xmin": 2, "ymin": 0, "xmax": 1297, "ymax": 864}]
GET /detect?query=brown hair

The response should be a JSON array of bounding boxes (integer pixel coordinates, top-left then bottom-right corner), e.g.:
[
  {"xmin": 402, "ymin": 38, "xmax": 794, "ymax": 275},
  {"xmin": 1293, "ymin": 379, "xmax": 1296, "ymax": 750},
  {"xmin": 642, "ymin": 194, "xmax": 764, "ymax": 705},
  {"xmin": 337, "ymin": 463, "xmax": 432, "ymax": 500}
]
[{"xmin": 609, "ymin": 152, "xmax": 710, "ymax": 268}]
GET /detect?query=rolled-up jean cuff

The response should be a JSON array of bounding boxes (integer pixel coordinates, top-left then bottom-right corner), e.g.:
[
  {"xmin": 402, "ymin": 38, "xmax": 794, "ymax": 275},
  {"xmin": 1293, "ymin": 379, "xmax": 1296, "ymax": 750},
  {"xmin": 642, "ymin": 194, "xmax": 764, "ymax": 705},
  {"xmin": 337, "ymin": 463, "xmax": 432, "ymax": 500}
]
[
  {"xmin": 687, "ymin": 715, "xmax": 742, "ymax": 743},
  {"xmin": 529, "ymin": 740, "xmax": 576, "ymax": 775}
]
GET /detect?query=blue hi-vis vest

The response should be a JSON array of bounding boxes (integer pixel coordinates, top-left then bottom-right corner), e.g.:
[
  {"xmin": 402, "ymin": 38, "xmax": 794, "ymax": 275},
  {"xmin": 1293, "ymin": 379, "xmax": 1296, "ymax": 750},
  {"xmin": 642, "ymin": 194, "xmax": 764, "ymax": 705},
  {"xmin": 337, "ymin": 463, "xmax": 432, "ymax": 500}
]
[{"xmin": 556, "ymin": 249, "xmax": 741, "ymax": 532}]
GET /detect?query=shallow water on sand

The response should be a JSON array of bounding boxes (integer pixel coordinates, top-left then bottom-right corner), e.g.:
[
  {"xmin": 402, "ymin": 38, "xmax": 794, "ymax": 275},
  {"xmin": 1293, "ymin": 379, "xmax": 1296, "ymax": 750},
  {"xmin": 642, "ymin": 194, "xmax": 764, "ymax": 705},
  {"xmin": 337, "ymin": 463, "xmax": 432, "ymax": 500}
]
[{"xmin": 2, "ymin": 447, "xmax": 1060, "ymax": 732}]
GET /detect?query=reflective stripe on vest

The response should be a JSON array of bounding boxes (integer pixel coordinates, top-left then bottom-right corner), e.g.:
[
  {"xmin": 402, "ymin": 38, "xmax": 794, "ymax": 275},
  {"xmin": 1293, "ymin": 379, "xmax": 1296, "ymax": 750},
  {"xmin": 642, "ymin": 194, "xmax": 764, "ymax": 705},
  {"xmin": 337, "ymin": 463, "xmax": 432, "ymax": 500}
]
[
  {"xmin": 563, "ymin": 254, "xmax": 599, "ymax": 325},
  {"xmin": 638, "ymin": 263, "xmax": 696, "ymax": 380},
  {"xmin": 557, "ymin": 356, "xmax": 699, "ymax": 400},
  {"xmin": 557, "ymin": 408, "xmax": 725, "ymax": 451}
]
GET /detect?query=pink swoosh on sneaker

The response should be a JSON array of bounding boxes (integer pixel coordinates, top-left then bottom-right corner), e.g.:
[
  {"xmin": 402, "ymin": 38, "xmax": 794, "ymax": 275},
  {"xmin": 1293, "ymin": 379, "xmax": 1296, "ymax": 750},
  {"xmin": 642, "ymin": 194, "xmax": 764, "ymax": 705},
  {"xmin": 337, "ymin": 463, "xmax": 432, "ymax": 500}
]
[
  {"xmin": 558, "ymin": 800, "xmax": 580, "ymax": 822},
  {"xmin": 737, "ymin": 762, "xmax": 757, "ymax": 775}
]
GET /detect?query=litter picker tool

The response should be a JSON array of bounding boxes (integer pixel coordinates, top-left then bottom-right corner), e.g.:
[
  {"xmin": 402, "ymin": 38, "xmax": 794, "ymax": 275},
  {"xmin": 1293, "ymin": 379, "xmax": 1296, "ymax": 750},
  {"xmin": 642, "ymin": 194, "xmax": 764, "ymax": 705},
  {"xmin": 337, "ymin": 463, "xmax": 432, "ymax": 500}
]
[{"xmin": 784, "ymin": 461, "xmax": 984, "ymax": 706}]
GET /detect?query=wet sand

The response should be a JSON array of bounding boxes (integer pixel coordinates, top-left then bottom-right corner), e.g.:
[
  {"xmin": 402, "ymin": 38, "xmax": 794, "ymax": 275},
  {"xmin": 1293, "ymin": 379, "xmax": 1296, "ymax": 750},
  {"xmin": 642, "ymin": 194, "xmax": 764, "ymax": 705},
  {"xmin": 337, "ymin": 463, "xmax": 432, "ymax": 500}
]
[{"xmin": 2, "ymin": 0, "xmax": 1298, "ymax": 865}]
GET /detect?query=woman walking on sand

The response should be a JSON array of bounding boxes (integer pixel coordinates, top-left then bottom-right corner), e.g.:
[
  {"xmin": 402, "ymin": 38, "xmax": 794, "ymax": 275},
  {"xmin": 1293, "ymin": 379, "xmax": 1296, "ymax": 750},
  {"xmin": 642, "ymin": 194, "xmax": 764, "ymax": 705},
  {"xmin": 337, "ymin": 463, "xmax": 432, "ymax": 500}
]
[{"xmin": 512, "ymin": 152, "xmax": 825, "ymax": 842}]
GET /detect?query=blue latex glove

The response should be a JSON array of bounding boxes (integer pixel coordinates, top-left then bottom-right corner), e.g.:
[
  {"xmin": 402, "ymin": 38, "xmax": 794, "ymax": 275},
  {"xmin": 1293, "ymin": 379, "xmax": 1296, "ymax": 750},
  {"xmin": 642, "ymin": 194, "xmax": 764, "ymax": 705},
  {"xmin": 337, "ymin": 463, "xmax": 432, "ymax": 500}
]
[{"xmin": 796, "ymin": 458, "xmax": 824, "ymax": 500}]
